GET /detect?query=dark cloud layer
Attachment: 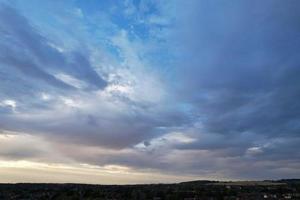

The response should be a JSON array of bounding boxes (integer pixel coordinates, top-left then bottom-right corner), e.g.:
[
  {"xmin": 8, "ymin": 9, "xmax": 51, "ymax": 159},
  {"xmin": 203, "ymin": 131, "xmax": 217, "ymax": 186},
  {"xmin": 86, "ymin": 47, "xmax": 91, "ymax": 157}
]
[
  {"xmin": 0, "ymin": 0, "xmax": 299, "ymax": 181},
  {"xmin": 177, "ymin": 0, "xmax": 300, "ymax": 141}
]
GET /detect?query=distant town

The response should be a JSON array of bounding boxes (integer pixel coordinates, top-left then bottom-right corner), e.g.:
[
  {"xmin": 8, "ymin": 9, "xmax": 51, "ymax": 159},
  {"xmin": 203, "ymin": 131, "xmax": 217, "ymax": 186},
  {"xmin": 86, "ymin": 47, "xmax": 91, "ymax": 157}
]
[{"xmin": 0, "ymin": 179, "xmax": 299, "ymax": 200}]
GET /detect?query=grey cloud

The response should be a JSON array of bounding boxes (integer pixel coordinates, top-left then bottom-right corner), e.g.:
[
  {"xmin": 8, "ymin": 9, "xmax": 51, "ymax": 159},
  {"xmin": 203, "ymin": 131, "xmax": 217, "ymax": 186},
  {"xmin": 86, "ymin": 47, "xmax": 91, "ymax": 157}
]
[
  {"xmin": 66, "ymin": 52, "xmax": 107, "ymax": 89},
  {"xmin": 176, "ymin": 0, "xmax": 300, "ymax": 139},
  {"xmin": 0, "ymin": 102, "xmax": 186, "ymax": 149},
  {"xmin": 0, "ymin": 3, "xmax": 107, "ymax": 94},
  {"xmin": 56, "ymin": 140, "xmax": 299, "ymax": 180},
  {"xmin": 157, "ymin": 0, "xmax": 300, "ymax": 178},
  {"xmin": 0, "ymin": 2, "xmax": 187, "ymax": 151},
  {"xmin": 0, "ymin": 0, "xmax": 299, "ymax": 181}
]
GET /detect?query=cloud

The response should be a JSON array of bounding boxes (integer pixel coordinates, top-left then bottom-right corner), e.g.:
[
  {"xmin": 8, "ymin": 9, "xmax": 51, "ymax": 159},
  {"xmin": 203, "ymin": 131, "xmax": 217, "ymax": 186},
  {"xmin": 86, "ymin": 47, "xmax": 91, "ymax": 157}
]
[
  {"xmin": 0, "ymin": 0, "xmax": 299, "ymax": 182},
  {"xmin": 174, "ymin": 0, "xmax": 300, "ymax": 144},
  {"xmin": 0, "ymin": 2, "xmax": 186, "ymax": 151},
  {"xmin": 0, "ymin": 3, "xmax": 106, "ymax": 94},
  {"xmin": 163, "ymin": 0, "xmax": 300, "ymax": 178}
]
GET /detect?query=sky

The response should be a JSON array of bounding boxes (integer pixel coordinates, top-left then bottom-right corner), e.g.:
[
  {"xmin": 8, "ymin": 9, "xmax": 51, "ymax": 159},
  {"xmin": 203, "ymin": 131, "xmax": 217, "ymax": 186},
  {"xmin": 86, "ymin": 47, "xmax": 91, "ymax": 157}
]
[{"xmin": 0, "ymin": 0, "xmax": 300, "ymax": 184}]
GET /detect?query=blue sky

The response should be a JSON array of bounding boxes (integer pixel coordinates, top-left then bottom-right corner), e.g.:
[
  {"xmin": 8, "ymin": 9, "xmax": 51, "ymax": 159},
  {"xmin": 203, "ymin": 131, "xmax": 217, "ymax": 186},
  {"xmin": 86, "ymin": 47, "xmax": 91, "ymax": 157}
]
[{"xmin": 0, "ymin": 0, "xmax": 299, "ymax": 183}]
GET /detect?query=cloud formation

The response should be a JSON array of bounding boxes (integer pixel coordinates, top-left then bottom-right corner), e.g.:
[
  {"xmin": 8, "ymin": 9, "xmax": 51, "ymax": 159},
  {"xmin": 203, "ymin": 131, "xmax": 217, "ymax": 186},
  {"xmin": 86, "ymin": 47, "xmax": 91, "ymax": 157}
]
[{"xmin": 0, "ymin": 0, "xmax": 299, "ymax": 183}]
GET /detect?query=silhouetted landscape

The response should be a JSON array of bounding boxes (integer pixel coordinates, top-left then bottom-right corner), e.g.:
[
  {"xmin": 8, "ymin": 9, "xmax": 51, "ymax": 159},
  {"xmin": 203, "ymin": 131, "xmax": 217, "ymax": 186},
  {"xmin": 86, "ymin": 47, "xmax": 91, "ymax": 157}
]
[{"xmin": 0, "ymin": 179, "xmax": 299, "ymax": 200}]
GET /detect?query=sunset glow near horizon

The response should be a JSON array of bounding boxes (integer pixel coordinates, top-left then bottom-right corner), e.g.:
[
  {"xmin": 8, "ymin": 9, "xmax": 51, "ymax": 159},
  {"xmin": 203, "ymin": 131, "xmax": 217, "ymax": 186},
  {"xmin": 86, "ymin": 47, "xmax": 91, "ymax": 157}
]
[{"xmin": 0, "ymin": 0, "xmax": 300, "ymax": 184}]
